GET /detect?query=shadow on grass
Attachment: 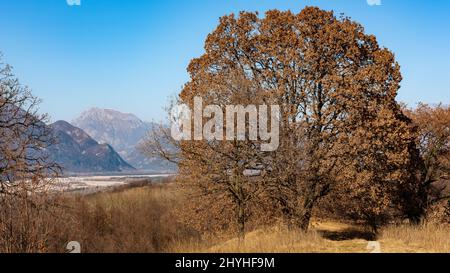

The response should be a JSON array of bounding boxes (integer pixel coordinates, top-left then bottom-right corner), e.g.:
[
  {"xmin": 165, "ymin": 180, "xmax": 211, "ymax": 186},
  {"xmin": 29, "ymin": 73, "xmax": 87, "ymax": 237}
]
[{"xmin": 318, "ymin": 228, "xmax": 376, "ymax": 241}]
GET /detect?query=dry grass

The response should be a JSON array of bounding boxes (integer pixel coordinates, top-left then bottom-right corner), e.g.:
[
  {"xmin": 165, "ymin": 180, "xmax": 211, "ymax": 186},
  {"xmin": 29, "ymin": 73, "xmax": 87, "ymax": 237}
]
[
  {"xmin": 9, "ymin": 181, "xmax": 447, "ymax": 253},
  {"xmin": 379, "ymin": 224, "xmax": 450, "ymax": 253},
  {"xmin": 172, "ymin": 221, "xmax": 370, "ymax": 253},
  {"xmin": 49, "ymin": 182, "xmax": 199, "ymax": 253},
  {"xmin": 172, "ymin": 220, "xmax": 450, "ymax": 253}
]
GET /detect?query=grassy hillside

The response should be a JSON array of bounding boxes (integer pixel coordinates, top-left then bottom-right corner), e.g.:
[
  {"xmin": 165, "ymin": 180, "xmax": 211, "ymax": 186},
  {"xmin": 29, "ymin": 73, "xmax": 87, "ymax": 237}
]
[{"xmin": 51, "ymin": 183, "xmax": 450, "ymax": 253}]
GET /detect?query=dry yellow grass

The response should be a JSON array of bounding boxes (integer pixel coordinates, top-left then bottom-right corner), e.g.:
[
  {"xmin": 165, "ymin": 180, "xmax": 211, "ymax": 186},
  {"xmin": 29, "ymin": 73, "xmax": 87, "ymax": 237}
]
[
  {"xmin": 172, "ymin": 220, "xmax": 450, "ymax": 253},
  {"xmin": 172, "ymin": 221, "xmax": 370, "ymax": 253},
  {"xmin": 62, "ymin": 184, "xmax": 450, "ymax": 253},
  {"xmin": 98, "ymin": 185, "xmax": 450, "ymax": 253},
  {"xmin": 55, "ymin": 183, "xmax": 197, "ymax": 253},
  {"xmin": 379, "ymin": 224, "xmax": 450, "ymax": 253},
  {"xmin": 85, "ymin": 182, "xmax": 180, "ymax": 210}
]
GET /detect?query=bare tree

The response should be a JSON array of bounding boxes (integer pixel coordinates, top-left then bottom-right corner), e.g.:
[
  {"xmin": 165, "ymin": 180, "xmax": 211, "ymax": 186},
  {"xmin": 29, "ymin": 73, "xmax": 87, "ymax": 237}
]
[
  {"xmin": 0, "ymin": 54, "xmax": 60, "ymax": 252},
  {"xmin": 141, "ymin": 73, "xmax": 269, "ymax": 241}
]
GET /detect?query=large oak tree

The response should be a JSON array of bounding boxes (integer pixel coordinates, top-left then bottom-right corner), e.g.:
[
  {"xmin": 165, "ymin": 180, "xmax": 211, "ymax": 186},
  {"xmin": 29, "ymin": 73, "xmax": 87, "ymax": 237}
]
[{"xmin": 145, "ymin": 7, "xmax": 424, "ymax": 233}]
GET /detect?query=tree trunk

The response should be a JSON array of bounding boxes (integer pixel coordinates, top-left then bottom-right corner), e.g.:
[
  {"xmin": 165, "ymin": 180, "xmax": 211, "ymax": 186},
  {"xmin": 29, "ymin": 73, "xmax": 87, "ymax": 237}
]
[
  {"xmin": 237, "ymin": 199, "xmax": 245, "ymax": 246},
  {"xmin": 233, "ymin": 173, "xmax": 246, "ymax": 246},
  {"xmin": 297, "ymin": 198, "xmax": 314, "ymax": 232},
  {"xmin": 404, "ymin": 177, "xmax": 430, "ymax": 225}
]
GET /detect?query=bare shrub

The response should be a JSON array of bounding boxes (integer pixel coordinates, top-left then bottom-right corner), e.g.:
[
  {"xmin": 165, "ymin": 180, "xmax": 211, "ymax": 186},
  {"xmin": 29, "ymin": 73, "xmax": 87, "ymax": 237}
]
[{"xmin": 47, "ymin": 182, "xmax": 198, "ymax": 253}]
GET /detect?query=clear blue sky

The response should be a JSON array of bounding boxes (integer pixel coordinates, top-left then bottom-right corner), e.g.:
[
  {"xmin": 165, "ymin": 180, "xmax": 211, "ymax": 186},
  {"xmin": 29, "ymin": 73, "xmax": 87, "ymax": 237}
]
[{"xmin": 0, "ymin": 0, "xmax": 448, "ymax": 122}]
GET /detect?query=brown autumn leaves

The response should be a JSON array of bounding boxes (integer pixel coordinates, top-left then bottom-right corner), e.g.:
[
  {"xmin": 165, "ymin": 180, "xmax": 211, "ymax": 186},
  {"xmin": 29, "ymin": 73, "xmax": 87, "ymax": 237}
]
[{"xmin": 144, "ymin": 7, "xmax": 450, "ymax": 239}]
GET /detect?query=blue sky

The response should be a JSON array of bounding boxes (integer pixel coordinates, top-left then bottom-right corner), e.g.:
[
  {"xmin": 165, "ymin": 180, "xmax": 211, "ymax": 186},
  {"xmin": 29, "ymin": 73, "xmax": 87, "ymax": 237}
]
[{"xmin": 0, "ymin": 0, "xmax": 448, "ymax": 122}]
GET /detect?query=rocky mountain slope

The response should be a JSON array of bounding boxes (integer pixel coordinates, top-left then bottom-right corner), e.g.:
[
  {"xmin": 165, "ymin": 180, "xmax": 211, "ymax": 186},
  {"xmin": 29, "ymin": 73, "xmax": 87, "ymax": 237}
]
[
  {"xmin": 48, "ymin": 120, "xmax": 135, "ymax": 173},
  {"xmin": 72, "ymin": 108, "xmax": 174, "ymax": 171}
]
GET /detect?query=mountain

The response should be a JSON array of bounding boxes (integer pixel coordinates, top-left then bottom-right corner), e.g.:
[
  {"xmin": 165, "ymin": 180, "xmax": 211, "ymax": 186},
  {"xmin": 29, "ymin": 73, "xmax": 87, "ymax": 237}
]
[
  {"xmin": 72, "ymin": 108, "xmax": 174, "ymax": 171},
  {"xmin": 48, "ymin": 120, "xmax": 135, "ymax": 173}
]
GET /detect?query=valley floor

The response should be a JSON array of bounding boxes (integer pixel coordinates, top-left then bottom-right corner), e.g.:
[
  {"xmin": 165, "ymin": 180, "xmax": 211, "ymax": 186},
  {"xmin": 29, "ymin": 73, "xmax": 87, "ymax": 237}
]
[{"xmin": 52, "ymin": 173, "xmax": 174, "ymax": 193}]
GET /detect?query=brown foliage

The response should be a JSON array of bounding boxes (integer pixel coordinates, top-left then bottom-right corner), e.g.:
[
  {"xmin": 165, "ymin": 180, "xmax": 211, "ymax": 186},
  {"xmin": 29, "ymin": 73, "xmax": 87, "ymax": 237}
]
[
  {"xmin": 405, "ymin": 103, "xmax": 450, "ymax": 221},
  {"xmin": 144, "ymin": 7, "xmax": 425, "ymax": 234},
  {"xmin": 407, "ymin": 103, "xmax": 449, "ymax": 186}
]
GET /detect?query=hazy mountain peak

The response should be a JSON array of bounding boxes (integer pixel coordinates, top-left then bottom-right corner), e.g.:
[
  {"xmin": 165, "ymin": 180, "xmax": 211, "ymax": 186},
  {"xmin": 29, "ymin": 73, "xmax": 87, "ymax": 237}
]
[
  {"xmin": 72, "ymin": 108, "xmax": 173, "ymax": 171},
  {"xmin": 72, "ymin": 108, "xmax": 151, "ymax": 147},
  {"xmin": 77, "ymin": 107, "xmax": 143, "ymax": 124}
]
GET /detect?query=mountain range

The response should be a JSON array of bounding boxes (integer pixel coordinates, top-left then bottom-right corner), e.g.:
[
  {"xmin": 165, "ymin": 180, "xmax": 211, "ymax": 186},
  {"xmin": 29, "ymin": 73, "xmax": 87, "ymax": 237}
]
[
  {"xmin": 48, "ymin": 120, "xmax": 135, "ymax": 173},
  {"xmin": 72, "ymin": 108, "xmax": 174, "ymax": 171},
  {"xmin": 45, "ymin": 108, "xmax": 174, "ymax": 174}
]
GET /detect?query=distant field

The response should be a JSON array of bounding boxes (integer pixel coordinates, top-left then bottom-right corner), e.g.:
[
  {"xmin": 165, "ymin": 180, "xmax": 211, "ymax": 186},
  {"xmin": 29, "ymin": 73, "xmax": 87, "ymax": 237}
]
[{"xmin": 52, "ymin": 174, "xmax": 174, "ymax": 193}]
